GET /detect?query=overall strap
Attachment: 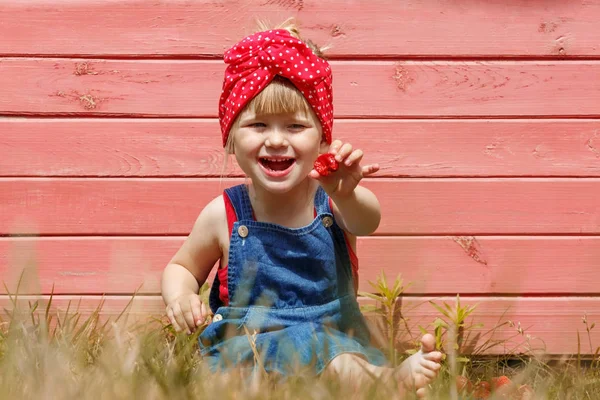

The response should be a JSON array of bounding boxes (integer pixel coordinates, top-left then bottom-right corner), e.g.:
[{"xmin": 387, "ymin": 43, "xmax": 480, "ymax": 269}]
[
  {"xmin": 223, "ymin": 184, "xmax": 254, "ymax": 221},
  {"xmin": 314, "ymin": 186, "xmax": 333, "ymax": 216}
]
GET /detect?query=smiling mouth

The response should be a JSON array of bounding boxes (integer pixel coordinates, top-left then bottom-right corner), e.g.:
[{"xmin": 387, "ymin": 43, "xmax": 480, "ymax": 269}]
[{"xmin": 259, "ymin": 157, "xmax": 296, "ymax": 172}]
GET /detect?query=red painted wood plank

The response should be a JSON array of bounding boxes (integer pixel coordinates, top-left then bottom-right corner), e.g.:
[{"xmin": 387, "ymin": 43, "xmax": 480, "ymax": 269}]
[
  {"xmin": 2, "ymin": 59, "xmax": 600, "ymax": 117},
  {"xmin": 3, "ymin": 237, "xmax": 600, "ymax": 295},
  {"xmin": 1, "ymin": 1, "xmax": 598, "ymax": 57},
  {"xmin": 2, "ymin": 178, "xmax": 599, "ymax": 236},
  {"xmin": 2, "ymin": 294, "xmax": 598, "ymax": 355},
  {"xmin": 360, "ymin": 237, "xmax": 600, "ymax": 295},
  {"xmin": 4, "ymin": 118, "xmax": 600, "ymax": 178}
]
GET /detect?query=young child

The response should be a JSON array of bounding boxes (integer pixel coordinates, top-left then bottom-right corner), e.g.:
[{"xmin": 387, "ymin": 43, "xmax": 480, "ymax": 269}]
[{"xmin": 161, "ymin": 20, "xmax": 442, "ymax": 397}]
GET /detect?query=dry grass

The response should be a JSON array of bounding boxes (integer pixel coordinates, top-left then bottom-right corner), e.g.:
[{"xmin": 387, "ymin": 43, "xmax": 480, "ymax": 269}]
[{"xmin": 1, "ymin": 275, "xmax": 600, "ymax": 399}]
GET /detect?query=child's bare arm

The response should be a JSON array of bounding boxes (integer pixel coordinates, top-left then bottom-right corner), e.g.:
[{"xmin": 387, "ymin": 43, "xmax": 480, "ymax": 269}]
[
  {"xmin": 161, "ymin": 196, "xmax": 225, "ymax": 332},
  {"xmin": 329, "ymin": 185, "xmax": 381, "ymax": 236}
]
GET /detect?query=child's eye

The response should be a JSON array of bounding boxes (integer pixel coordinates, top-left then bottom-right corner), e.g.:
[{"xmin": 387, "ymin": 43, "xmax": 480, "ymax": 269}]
[
  {"xmin": 249, "ymin": 122, "xmax": 266, "ymax": 128},
  {"xmin": 289, "ymin": 124, "xmax": 306, "ymax": 130}
]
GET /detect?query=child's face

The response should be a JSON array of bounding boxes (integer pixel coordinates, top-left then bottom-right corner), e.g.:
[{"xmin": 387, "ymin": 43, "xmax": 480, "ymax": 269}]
[{"xmin": 231, "ymin": 108, "xmax": 328, "ymax": 194}]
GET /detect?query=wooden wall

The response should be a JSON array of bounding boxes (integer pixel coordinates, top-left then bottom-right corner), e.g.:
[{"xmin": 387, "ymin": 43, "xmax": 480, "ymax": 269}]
[{"xmin": 1, "ymin": 1, "xmax": 600, "ymax": 355}]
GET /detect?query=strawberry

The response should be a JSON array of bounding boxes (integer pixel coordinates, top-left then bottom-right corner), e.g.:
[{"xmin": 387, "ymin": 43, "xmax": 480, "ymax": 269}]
[
  {"xmin": 455, "ymin": 375, "xmax": 472, "ymax": 393},
  {"xmin": 473, "ymin": 386, "xmax": 491, "ymax": 399},
  {"xmin": 472, "ymin": 381, "xmax": 491, "ymax": 399},
  {"xmin": 491, "ymin": 375, "xmax": 512, "ymax": 391},
  {"xmin": 313, "ymin": 153, "xmax": 339, "ymax": 176}
]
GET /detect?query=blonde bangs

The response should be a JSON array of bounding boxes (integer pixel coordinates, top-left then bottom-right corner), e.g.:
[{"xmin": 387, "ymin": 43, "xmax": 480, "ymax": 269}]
[
  {"xmin": 225, "ymin": 78, "xmax": 314, "ymax": 155},
  {"xmin": 245, "ymin": 77, "xmax": 312, "ymax": 117}
]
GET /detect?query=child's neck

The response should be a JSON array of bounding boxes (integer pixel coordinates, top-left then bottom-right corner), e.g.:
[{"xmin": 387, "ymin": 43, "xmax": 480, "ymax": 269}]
[{"xmin": 248, "ymin": 179, "xmax": 317, "ymax": 228}]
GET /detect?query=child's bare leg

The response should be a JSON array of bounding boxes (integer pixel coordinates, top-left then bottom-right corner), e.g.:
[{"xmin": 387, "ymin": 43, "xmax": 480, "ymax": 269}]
[
  {"xmin": 324, "ymin": 334, "xmax": 442, "ymax": 398},
  {"xmin": 324, "ymin": 353, "xmax": 402, "ymax": 394}
]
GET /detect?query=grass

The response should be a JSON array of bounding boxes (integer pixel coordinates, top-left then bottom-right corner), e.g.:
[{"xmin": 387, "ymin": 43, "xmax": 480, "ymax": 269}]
[{"xmin": 1, "ymin": 274, "xmax": 600, "ymax": 399}]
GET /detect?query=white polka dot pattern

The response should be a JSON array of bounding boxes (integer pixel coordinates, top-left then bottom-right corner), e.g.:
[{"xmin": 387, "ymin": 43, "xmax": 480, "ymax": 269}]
[{"xmin": 218, "ymin": 29, "xmax": 334, "ymax": 147}]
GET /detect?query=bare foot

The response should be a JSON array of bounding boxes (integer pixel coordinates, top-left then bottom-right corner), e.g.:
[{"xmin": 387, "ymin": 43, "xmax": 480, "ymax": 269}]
[{"xmin": 396, "ymin": 334, "xmax": 443, "ymax": 398}]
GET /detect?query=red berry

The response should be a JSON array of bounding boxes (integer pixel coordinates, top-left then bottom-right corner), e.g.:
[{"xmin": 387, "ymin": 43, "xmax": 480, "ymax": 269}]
[
  {"xmin": 477, "ymin": 381, "xmax": 491, "ymax": 390},
  {"xmin": 473, "ymin": 387, "xmax": 491, "ymax": 400},
  {"xmin": 491, "ymin": 376, "xmax": 512, "ymax": 390},
  {"xmin": 313, "ymin": 153, "xmax": 339, "ymax": 176},
  {"xmin": 473, "ymin": 382, "xmax": 491, "ymax": 399}
]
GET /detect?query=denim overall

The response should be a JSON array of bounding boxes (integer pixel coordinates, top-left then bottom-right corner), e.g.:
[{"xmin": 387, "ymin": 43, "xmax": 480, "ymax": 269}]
[{"xmin": 199, "ymin": 184, "xmax": 386, "ymax": 375}]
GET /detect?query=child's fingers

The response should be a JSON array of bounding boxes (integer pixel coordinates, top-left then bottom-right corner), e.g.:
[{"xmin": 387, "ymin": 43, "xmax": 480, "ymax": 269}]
[
  {"xmin": 335, "ymin": 143, "xmax": 353, "ymax": 162},
  {"xmin": 183, "ymin": 309, "xmax": 196, "ymax": 332},
  {"xmin": 309, "ymin": 169, "xmax": 324, "ymax": 180},
  {"xmin": 344, "ymin": 149, "xmax": 363, "ymax": 167},
  {"xmin": 172, "ymin": 302, "xmax": 191, "ymax": 334},
  {"xmin": 190, "ymin": 297, "xmax": 203, "ymax": 326},
  {"xmin": 329, "ymin": 139, "xmax": 343, "ymax": 155},
  {"xmin": 420, "ymin": 359, "xmax": 442, "ymax": 374},
  {"xmin": 166, "ymin": 306, "xmax": 183, "ymax": 333},
  {"xmin": 361, "ymin": 163, "xmax": 380, "ymax": 176}
]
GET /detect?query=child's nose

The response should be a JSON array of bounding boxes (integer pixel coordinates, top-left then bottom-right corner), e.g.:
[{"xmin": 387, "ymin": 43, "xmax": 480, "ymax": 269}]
[{"xmin": 265, "ymin": 128, "xmax": 288, "ymax": 147}]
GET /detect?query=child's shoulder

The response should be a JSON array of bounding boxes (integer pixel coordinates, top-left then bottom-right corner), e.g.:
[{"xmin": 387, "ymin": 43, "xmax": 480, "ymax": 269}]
[
  {"xmin": 184, "ymin": 193, "xmax": 230, "ymax": 254},
  {"xmin": 198, "ymin": 193, "xmax": 227, "ymax": 223},
  {"xmin": 190, "ymin": 193, "xmax": 228, "ymax": 237},
  {"xmin": 196, "ymin": 183, "xmax": 246, "ymax": 229}
]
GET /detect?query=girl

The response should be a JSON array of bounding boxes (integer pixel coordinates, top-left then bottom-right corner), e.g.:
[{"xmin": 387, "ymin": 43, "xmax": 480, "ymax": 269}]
[{"xmin": 161, "ymin": 20, "xmax": 442, "ymax": 397}]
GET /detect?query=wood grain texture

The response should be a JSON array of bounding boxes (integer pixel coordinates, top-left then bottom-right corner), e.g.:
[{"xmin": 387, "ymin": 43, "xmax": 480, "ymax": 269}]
[
  {"xmin": 3, "ymin": 236, "xmax": 600, "ymax": 295},
  {"xmin": 3, "ymin": 0, "xmax": 599, "ymax": 358},
  {"xmin": 2, "ymin": 178, "xmax": 600, "ymax": 236},
  {"xmin": 2, "ymin": 59, "xmax": 600, "ymax": 117},
  {"xmin": 2, "ymin": 294, "xmax": 598, "ymax": 355},
  {"xmin": 3, "ymin": 118, "xmax": 600, "ymax": 178},
  {"xmin": 1, "ymin": 1, "xmax": 598, "ymax": 57}
]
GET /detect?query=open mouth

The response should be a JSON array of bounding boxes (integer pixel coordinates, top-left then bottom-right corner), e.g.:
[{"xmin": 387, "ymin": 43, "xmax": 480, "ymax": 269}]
[{"xmin": 258, "ymin": 157, "xmax": 296, "ymax": 177}]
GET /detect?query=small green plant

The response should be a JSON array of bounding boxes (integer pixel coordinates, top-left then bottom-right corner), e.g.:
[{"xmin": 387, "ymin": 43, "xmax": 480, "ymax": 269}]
[
  {"xmin": 427, "ymin": 295, "xmax": 481, "ymax": 356},
  {"xmin": 359, "ymin": 271, "xmax": 412, "ymax": 366}
]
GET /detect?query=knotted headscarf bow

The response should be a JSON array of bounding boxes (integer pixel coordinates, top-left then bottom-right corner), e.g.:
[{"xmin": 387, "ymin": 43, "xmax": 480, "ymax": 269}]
[{"xmin": 218, "ymin": 29, "xmax": 334, "ymax": 147}]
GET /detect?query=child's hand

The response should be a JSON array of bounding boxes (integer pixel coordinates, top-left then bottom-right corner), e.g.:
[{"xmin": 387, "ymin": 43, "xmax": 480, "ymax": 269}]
[
  {"xmin": 310, "ymin": 140, "xmax": 379, "ymax": 198},
  {"xmin": 165, "ymin": 293, "xmax": 211, "ymax": 334}
]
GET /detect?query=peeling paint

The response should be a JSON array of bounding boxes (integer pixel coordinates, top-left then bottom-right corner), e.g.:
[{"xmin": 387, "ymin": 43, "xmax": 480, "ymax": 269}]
[
  {"xmin": 538, "ymin": 22, "xmax": 558, "ymax": 33},
  {"xmin": 453, "ymin": 236, "xmax": 488, "ymax": 265},
  {"xmin": 392, "ymin": 65, "xmax": 414, "ymax": 92},
  {"xmin": 586, "ymin": 131, "xmax": 600, "ymax": 158},
  {"xmin": 79, "ymin": 94, "xmax": 98, "ymax": 110},
  {"xmin": 331, "ymin": 24, "xmax": 345, "ymax": 38},
  {"xmin": 553, "ymin": 35, "xmax": 568, "ymax": 56},
  {"xmin": 74, "ymin": 62, "xmax": 98, "ymax": 76},
  {"xmin": 483, "ymin": 140, "xmax": 514, "ymax": 159},
  {"xmin": 532, "ymin": 144, "xmax": 546, "ymax": 159}
]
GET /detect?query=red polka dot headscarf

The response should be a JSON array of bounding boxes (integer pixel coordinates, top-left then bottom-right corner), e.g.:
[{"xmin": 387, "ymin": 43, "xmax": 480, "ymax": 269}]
[{"xmin": 218, "ymin": 29, "xmax": 334, "ymax": 147}]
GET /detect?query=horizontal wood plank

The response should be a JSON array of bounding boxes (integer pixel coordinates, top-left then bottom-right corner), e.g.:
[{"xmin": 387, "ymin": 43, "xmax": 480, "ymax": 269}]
[
  {"xmin": 2, "ymin": 59, "xmax": 600, "ymax": 117},
  {"xmin": 2, "ymin": 178, "xmax": 600, "ymax": 236},
  {"xmin": 3, "ymin": 236, "xmax": 600, "ymax": 295},
  {"xmin": 1, "ymin": 1, "xmax": 599, "ymax": 57},
  {"xmin": 3, "ymin": 118, "xmax": 600, "ymax": 178},
  {"xmin": 2, "ymin": 294, "xmax": 598, "ymax": 355}
]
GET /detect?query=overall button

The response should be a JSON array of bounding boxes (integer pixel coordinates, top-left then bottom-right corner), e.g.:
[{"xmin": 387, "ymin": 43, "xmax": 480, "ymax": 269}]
[
  {"xmin": 212, "ymin": 314, "xmax": 223, "ymax": 323},
  {"xmin": 322, "ymin": 216, "xmax": 333, "ymax": 228},
  {"xmin": 237, "ymin": 225, "xmax": 249, "ymax": 238}
]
